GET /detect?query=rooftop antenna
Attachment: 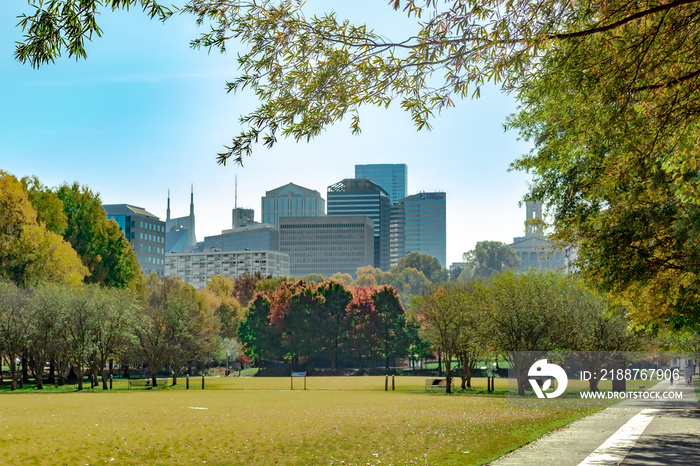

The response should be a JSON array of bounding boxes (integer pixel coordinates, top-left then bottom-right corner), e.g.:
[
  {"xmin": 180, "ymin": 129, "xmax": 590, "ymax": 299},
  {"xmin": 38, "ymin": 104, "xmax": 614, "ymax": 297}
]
[{"xmin": 235, "ymin": 174, "xmax": 238, "ymax": 209}]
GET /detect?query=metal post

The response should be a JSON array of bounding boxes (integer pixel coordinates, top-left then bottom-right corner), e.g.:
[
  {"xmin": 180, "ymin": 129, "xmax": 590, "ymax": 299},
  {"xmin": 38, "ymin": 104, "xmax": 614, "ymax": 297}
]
[
  {"xmin": 186, "ymin": 374, "xmax": 189, "ymax": 389},
  {"xmin": 110, "ymin": 374, "xmax": 113, "ymax": 390},
  {"xmin": 385, "ymin": 375, "xmax": 388, "ymax": 391},
  {"xmin": 201, "ymin": 374, "xmax": 205, "ymax": 390},
  {"xmin": 392, "ymin": 375, "xmax": 395, "ymax": 391}
]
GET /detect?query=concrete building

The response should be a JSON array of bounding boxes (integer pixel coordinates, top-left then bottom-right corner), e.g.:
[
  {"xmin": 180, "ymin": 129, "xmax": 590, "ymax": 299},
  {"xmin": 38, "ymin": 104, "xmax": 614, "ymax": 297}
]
[
  {"xmin": 232, "ymin": 207, "xmax": 255, "ymax": 229},
  {"xmin": 165, "ymin": 250, "xmax": 289, "ymax": 289},
  {"xmin": 104, "ymin": 204, "xmax": 166, "ymax": 276},
  {"xmin": 279, "ymin": 216, "xmax": 374, "ymax": 278},
  {"xmin": 192, "ymin": 224, "xmax": 279, "ymax": 253},
  {"xmin": 261, "ymin": 182, "xmax": 326, "ymax": 229},
  {"xmin": 327, "ymin": 178, "xmax": 391, "ymax": 271},
  {"xmin": 355, "ymin": 164, "xmax": 408, "ymax": 205},
  {"xmin": 398, "ymin": 192, "xmax": 447, "ymax": 267},
  {"xmin": 509, "ymin": 201, "xmax": 571, "ymax": 271},
  {"xmin": 166, "ymin": 187, "xmax": 196, "ymax": 252}
]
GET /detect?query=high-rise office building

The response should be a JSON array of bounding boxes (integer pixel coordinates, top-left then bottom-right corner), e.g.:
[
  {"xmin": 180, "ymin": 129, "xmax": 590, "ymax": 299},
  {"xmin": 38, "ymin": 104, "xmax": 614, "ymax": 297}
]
[
  {"xmin": 355, "ymin": 164, "xmax": 408, "ymax": 205},
  {"xmin": 279, "ymin": 216, "xmax": 374, "ymax": 278},
  {"xmin": 261, "ymin": 182, "xmax": 326, "ymax": 229},
  {"xmin": 399, "ymin": 192, "xmax": 447, "ymax": 267},
  {"xmin": 166, "ymin": 187, "xmax": 196, "ymax": 252},
  {"xmin": 327, "ymin": 178, "xmax": 391, "ymax": 271},
  {"xmin": 104, "ymin": 204, "xmax": 166, "ymax": 276}
]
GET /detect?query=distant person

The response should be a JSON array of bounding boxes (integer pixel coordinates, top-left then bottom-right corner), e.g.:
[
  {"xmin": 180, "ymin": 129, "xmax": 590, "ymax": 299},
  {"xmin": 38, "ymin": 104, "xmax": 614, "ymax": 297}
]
[{"xmin": 684, "ymin": 363, "xmax": 693, "ymax": 386}]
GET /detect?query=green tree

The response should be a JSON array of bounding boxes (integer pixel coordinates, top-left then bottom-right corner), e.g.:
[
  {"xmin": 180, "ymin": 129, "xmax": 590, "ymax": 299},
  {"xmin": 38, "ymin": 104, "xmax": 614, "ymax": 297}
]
[
  {"xmin": 27, "ymin": 284, "xmax": 73, "ymax": 389},
  {"xmin": 411, "ymin": 284, "xmax": 463, "ymax": 393},
  {"xmin": 0, "ymin": 282, "xmax": 29, "ymax": 390},
  {"xmin": 318, "ymin": 281, "xmax": 353, "ymax": 370},
  {"xmin": 463, "ymin": 241, "xmax": 520, "ymax": 278},
  {"xmin": 238, "ymin": 294, "xmax": 280, "ymax": 363},
  {"xmin": 371, "ymin": 286, "xmax": 409, "ymax": 373},
  {"xmin": 487, "ymin": 270, "xmax": 571, "ymax": 396},
  {"xmin": 14, "ymin": 1, "xmax": 171, "ymax": 68},
  {"xmin": 56, "ymin": 182, "xmax": 143, "ymax": 289},
  {"xmin": 392, "ymin": 252, "xmax": 447, "ymax": 283},
  {"xmin": 88, "ymin": 286, "xmax": 140, "ymax": 389},
  {"xmin": 21, "ymin": 176, "xmax": 67, "ymax": 235},
  {"xmin": 508, "ymin": 32, "xmax": 700, "ymax": 329}
]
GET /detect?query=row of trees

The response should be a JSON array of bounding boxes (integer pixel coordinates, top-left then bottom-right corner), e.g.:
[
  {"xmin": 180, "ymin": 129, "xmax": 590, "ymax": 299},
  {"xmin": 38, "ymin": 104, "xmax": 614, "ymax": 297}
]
[
  {"xmin": 413, "ymin": 270, "xmax": 638, "ymax": 394},
  {"xmin": 239, "ymin": 280, "xmax": 417, "ymax": 371},
  {"xmin": 0, "ymin": 276, "xmax": 226, "ymax": 390}
]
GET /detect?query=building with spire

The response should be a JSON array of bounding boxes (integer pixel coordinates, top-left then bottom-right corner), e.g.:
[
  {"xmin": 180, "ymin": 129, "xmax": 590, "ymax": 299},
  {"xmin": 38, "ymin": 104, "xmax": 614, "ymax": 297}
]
[
  {"xmin": 509, "ymin": 200, "xmax": 571, "ymax": 271},
  {"xmin": 166, "ymin": 186, "xmax": 197, "ymax": 253}
]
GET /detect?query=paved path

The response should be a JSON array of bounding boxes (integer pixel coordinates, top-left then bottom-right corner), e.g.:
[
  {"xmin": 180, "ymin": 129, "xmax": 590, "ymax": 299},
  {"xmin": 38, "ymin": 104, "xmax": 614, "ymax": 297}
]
[{"xmin": 490, "ymin": 381, "xmax": 699, "ymax": 465}]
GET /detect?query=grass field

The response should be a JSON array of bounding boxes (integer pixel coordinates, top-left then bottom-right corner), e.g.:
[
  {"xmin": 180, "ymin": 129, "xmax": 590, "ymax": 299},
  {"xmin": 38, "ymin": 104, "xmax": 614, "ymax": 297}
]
[{"xmin": 0, "ymin": 376, "xmax": 598, "ymax": 465}]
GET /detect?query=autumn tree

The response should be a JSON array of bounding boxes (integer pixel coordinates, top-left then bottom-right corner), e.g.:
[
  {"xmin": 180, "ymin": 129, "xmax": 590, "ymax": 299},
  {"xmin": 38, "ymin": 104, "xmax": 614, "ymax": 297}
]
[
  {"xmin": 204, "ymin": 275, "xmax": 245, "ymax": 339},
  {"xmin": 0, "ymin": 171, "xmax": 87, "ymax": 287},
  {"xmin": 233, "ymin": 272, "xmax": 263, "ymax": 307},
  {"xmin": 345, "ymin": 286, "xmax": 382, "ymax": 370},
  {"xmin": 137, "ymin": 277, "xmax": 216, "ymax": 386}
]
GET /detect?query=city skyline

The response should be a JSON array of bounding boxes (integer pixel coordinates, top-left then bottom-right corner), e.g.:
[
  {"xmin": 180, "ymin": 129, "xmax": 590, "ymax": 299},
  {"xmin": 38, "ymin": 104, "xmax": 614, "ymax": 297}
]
[{"xmin": 0, "ymin": 3, "xmax": 534, "ymax": 266}]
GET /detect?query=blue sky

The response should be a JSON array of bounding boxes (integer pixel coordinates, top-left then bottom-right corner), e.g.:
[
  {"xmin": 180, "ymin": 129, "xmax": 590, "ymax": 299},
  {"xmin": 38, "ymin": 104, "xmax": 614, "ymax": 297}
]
[{"xmin": 0, "ymin": 2, "xmax": 533, "ymax": 266}]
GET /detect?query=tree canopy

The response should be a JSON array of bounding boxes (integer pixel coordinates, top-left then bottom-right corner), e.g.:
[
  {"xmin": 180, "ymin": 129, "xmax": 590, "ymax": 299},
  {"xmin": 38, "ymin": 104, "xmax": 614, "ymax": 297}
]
[
  {"xmin": 14, "ymin": 0, "xmax": 700, "ymax": 326},
  {"xmin": 463, "ymin": 241, "xmax": 520, "ymax": 278}
]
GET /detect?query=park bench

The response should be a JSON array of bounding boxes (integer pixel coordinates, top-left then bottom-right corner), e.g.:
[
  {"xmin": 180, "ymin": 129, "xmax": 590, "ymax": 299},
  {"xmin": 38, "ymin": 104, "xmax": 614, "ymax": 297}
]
[
  {"xmin": 128, "ymin": 378, "xmax": 170, "ymax": 389},
  {"xmin": 128, "ymin": 378, "xmax": 151, "ymax": 389},
  {"xmin": 425, "ymin": 378, "xmax": 453, "ymax": 390}
]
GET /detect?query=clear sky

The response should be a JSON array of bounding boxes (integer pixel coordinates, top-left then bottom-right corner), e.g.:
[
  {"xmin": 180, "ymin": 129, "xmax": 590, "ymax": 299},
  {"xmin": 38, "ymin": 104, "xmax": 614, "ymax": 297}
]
[{"xmin": 0, "ymin": 2, "xmax": 533, "ymax": 266}]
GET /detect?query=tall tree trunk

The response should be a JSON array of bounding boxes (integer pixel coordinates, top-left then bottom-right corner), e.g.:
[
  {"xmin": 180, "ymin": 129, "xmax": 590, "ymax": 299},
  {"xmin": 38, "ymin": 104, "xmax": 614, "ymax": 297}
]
[
  {"xmin": 445, "ymin": 354, "xmax": 452, "ymax": 394},
  {"xmin": 48, "ymin": 359, "xmax": 55, "ymax": 384},
  {"xmin": 33, "ymin": 359, "xmax": 44, "ymax": 390}
]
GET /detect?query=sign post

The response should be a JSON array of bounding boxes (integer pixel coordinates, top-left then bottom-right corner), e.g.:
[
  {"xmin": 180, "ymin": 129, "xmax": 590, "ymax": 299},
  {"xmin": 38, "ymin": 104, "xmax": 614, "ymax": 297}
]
[{"xmin": 291, "ymin": 371, "xmax": 307, "ymax": 390}]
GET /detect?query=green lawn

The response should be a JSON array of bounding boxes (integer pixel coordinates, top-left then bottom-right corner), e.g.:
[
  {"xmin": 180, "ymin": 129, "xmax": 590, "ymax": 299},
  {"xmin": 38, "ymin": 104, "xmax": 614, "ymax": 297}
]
[{"xmin": 0, "ymin": 376, "xmax": 598, "ymax": 465}]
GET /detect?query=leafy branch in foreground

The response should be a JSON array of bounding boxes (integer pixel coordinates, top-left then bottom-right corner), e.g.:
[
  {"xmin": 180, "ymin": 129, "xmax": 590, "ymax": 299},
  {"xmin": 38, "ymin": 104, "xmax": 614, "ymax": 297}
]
[{"xmin": 14, "ymin": 0, "xmax": 172, "ymax": 68}]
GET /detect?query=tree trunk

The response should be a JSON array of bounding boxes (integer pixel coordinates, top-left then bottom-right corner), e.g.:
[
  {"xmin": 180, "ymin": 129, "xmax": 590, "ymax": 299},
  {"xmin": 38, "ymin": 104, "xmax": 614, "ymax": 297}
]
[
  {"xmin": 151, "ymin": 374, "xmax": 158, "ymax": 387},
  {"xmin": 48, "ymin": 359, "xmax": 55, "ymax": 384},
  {"xmin": 445, "ymin": 354, "xmax": 452, "ymax": 394},
  {"xmin": 34, "ymin": 359, "xmax": 44, "ymax": 390},
  {"xmin": 22, "ymin": 356, "xmax": 29, "ymax": 383}
]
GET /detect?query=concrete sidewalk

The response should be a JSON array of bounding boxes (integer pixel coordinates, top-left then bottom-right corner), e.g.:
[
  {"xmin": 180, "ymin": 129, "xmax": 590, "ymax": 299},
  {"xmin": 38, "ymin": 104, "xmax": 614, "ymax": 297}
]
[{"xmin": 490, "ymin": 381, "xmax": 699, "ymax": 465}]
